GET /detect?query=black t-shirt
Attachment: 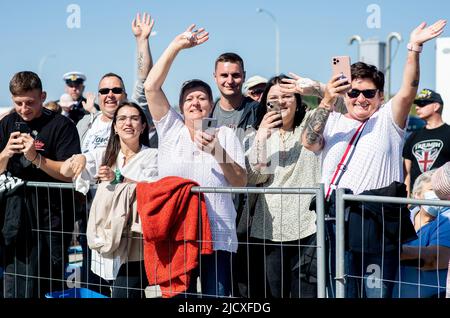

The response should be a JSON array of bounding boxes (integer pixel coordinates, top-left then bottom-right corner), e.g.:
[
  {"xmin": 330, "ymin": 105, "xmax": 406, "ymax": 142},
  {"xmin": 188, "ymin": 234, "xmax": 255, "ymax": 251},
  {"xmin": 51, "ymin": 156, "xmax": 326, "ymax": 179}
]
[
  {"xmin": 403, "ymin": 123, "xmax": 450, "ymax": 187},
  {"xmin": 0, "ymin": 108, "xmax": 81, "ymax": 182}
]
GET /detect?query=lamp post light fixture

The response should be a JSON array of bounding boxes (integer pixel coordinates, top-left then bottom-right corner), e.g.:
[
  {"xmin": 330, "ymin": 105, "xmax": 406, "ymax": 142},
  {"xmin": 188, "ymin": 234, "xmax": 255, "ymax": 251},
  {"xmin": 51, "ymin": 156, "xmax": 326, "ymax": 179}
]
[{"xmin": 257, "ymin": 8, "xmax": 280, "ymax": 75}]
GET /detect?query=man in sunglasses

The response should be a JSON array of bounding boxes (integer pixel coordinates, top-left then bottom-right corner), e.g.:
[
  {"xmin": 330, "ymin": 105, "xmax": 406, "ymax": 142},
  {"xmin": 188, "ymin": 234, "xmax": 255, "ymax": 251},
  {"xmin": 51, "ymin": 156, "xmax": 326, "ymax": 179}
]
[
  {"xmin": 403, "ymin": 88, "xmax": 450, "ymax": 196},
  {"xmin": 301, "ymin": 20, "xmax": 446, "ymax": 298},
  {"xmin": 243, "ymin": 75, "xmax": 267, "ymax": 103},
  {"xmin": 76, "ymin": 12, "xmax": 156, "ymax": 154},
  {"xmin": 60, "ymin": 71, "xmax": 99, "ymax": 125}
]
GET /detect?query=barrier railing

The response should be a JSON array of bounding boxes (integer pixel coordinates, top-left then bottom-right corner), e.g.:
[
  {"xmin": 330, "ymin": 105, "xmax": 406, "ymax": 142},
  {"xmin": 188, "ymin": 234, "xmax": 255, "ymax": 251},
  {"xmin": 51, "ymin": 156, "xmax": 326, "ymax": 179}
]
[
  {"xmin": 1, "ymin": 181, "xmax": 326, "ymax": 298},
  {"xmin": 335, "ymin": 188, "xmax": 450, "ymax": 298}
]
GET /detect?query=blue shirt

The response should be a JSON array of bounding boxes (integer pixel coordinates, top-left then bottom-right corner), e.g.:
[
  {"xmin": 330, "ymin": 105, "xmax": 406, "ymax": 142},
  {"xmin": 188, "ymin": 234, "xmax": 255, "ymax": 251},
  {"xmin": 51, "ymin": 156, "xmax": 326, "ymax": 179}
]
[{"xmin": 393, "ymin": 208, "xmax": 450, "ymax": 298}]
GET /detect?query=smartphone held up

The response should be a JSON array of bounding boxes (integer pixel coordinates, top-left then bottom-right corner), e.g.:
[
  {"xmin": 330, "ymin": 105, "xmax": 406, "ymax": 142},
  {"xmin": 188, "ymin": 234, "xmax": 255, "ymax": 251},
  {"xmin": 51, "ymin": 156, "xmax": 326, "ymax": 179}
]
[
  {"xmin": 266, "ymin": 101, "xmax": 283, "ymax": 129},
  {"xmin": 332, "ymin": 56, "xmax": 352, "ymax": 91},
  {"xmin": 201, "ymin": 117, "xmax": 217, "ymax": 135}
]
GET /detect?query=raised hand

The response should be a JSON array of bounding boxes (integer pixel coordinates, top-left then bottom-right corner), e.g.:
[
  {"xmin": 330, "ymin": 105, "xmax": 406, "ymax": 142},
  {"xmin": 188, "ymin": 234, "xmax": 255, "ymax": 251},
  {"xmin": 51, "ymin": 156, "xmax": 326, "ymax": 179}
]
[
  {"xmin": 81, "ymin": 92, "xmax": 97, "ymax": 114},
  {"xmin": 172, "ymin": 24, "xmax": 209, "ymax": 50},
  {"xmin": 410, "ymin": 19, "xmax": 446, "ymax": 45},
  {"xmin": 279, "ymin": 72, "xmax": 322, "ymax": 96},
  {"xmin": 132, "ymin": 12, "xmax": 155, "ymax": 40},
  {"xmin": 321, "ymin": 74, "xmax": 352, "ymax": 110}
]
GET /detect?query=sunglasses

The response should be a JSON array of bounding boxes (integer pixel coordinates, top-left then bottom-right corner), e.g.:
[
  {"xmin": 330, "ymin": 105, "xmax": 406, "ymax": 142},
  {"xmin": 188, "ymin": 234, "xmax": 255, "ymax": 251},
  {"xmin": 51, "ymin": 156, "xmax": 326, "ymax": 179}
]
[
  {"xmin": 98, "ymin": 87, "xmax": 124, "ymax": 95},
  {"xmin": 347, "ymin": 89, "xmax": 378, "ymax": 99},
  {"xmin": 249, "ymin": 88, "xmax": 264, "ymax": 96}
]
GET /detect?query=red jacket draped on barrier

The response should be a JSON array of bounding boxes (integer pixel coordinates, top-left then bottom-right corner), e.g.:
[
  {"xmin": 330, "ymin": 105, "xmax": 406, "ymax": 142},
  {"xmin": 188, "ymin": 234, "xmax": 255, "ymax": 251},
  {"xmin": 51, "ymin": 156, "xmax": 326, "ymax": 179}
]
[{"xmin": 136, "ymin": 176, "xmax": 213, "ymax": 298}]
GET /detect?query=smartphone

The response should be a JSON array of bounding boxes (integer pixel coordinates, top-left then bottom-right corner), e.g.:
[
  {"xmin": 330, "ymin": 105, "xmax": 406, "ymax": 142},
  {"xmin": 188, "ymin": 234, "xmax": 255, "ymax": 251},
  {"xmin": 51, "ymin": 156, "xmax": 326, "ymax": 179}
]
[
  {"xmin": 201, "ymin": 118, "xmax": 217, "ymax": 135},
  {"xmin": 14, "ymin": 121, "xmax": 31, "ymax": 134},
  {"xmin": 266, "ymin": 101, "xmax": 283, "ymax": 128},
  {"xmin": 332, "ymin": 56, "xmax": 352, "ymax": 87}
]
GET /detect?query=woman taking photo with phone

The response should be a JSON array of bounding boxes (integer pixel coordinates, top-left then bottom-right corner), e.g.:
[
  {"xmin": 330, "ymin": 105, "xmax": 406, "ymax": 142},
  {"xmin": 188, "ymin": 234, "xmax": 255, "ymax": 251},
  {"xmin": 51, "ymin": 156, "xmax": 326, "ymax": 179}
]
[
  {"xmin": 144, "ymin": 24, "xmax": 246, "ymax": 297},
  {"xmin": 243, "ymin": 75, "xmax": 321, "ymax": 298}
]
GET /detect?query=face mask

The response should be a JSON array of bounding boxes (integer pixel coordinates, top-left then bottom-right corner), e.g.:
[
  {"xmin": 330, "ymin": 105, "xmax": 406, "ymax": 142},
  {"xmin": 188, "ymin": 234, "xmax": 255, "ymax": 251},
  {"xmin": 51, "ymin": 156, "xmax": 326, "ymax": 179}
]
[{"xmin": 422, "ymin": 191, "xmax": 441, "ymax": 217}]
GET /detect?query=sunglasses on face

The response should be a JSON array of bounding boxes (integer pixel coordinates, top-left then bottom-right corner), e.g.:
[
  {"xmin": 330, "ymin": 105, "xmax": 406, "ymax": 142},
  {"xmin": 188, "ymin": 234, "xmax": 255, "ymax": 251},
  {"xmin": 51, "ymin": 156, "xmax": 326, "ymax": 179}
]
[
  {"xmin": 347, "ymin": 89, "xmax": 378, "ymax": 99},
  {"xmin": 249, "ymin": 88, "xmax": 264, "ymax": 97},
  {"xmin": 98, "ymin": 87, "xmax": 124, "ymax": 95}
]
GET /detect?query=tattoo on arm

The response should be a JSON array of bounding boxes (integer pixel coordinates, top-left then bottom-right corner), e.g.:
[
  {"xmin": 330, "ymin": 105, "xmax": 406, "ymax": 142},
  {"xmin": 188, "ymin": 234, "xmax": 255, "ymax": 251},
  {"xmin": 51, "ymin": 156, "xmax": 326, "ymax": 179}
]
[
  {"xmin": 137, "ymin": 52, "xmax": 144, "ymax": 73},
  {"xmin": 304, "ymin": 107, "xmax": 331, "ymax": 146}
]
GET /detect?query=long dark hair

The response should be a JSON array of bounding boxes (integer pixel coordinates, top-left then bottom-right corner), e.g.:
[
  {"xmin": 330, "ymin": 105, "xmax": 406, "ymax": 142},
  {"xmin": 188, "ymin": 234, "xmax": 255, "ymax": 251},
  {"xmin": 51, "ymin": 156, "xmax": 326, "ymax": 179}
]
[
  {"xmin": 255, "ymin": 75, "xmax": 306, "ymax": 130},
  {"xmin": 102, "ymin": 102, "xmax": 150, "ymax": 167}
]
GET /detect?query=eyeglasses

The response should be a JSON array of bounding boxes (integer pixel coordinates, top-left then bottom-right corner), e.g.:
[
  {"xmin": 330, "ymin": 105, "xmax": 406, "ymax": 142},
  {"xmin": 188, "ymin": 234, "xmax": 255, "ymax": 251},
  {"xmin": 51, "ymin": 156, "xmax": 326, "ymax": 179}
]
[
  {"xmin": 98, "ymin": 87, "xmax": 124, "ymax": 95},
  {"xmin": 248, "ymin": 88, "xmax": 264, "ymax": 97},
  {"xmin": 116, "ymin": 115, "xmax": 141, "ymax": 124},
  {"xmin": 347, "ymin": 89, "xmax": 378, "ymax": 99}
]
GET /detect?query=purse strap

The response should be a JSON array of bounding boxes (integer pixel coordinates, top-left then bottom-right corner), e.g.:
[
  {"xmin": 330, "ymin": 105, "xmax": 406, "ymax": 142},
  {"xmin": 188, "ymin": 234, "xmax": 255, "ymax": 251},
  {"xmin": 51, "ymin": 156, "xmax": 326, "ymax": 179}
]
[{"xmin": 325, "ymin": 120, "xmax": 368, "ymax": 201}]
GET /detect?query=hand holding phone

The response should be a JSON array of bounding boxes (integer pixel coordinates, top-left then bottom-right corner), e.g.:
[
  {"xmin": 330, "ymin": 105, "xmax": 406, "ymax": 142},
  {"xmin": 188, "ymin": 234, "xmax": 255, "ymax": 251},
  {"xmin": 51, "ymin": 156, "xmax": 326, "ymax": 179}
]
[
  {"xmin": 332, "ymin": 56, "xmax": 352, "ymax": 89},
  {"xmin": 266, "ymin": 101, "xmax": 283, "ymax": 129},
  {"xmin": 14, "ymin": 121, "xmax": 31, "ymax": 134},
  {"xmin": 201, "ymin": 118, "xmax": 217, "ymax": 135}
]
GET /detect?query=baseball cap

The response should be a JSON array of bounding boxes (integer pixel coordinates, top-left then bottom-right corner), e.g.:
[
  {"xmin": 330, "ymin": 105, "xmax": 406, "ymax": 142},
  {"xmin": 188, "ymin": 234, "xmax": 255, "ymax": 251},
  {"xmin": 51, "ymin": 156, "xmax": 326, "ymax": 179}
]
[
  {"xmin": 63, "ymin": 71, "xmax": 86, "ymax": 86},
  {"xmin": 243, "ymin": 75, "xmax": 268, "ymax": 93},
  {"xmin": 414, "ymin": 88, "xmax": 444, "ymax": 107},
  {"xmin": 58, "ymin": 93, "xmax": 75, "ymax": 107}
]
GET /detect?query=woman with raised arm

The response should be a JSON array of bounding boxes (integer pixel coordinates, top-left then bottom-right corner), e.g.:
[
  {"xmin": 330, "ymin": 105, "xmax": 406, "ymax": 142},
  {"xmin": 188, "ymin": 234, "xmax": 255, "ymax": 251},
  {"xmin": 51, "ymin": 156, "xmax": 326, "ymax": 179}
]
[{"xmin": 144, "ymin": 25, "xmax": 247, "ymax": 297}]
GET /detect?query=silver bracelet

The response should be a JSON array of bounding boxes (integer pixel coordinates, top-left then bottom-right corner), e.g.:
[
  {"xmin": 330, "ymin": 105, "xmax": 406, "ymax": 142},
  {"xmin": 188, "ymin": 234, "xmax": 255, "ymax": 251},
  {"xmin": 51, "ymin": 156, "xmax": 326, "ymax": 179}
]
[{"xmin": 35, "ymin": 154, "xmax": 42, "ymax": 169}]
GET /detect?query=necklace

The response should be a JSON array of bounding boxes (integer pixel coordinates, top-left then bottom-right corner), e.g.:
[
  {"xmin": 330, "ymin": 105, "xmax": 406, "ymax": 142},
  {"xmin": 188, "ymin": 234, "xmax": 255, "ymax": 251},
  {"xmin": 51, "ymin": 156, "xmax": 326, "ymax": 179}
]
[{"xmin": 279, "ymin": 129, "xmax": 294, "ymax": 161}]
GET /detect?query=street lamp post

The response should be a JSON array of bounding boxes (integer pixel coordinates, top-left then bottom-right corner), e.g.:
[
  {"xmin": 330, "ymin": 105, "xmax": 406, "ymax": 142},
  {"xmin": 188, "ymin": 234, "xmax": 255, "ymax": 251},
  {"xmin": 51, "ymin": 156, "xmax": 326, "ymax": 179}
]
[
  {"xmin": 38, "ymin": 54, "xmax": 57, "ymax": 76},
  {"xmin": 257, "ymin": 8, "xmax": 280, "ymax": 75}
]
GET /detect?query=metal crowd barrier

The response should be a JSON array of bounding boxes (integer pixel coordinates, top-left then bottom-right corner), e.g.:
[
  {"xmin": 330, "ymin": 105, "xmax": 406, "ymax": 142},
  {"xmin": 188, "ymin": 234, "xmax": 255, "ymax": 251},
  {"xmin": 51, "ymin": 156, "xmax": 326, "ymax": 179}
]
[
  {"xmin": 2, "ymin": 181, "xmax": 326, "ymax": 298},
  {"xmin": 335, "ymin": 188, "xmax": 450, "ymax": 298}
]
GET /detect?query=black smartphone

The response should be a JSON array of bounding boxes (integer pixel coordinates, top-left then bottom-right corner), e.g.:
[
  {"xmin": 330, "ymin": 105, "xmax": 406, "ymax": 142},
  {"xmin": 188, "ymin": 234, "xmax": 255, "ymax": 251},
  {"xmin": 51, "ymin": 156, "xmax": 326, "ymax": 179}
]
[
  {"xmin": 266, "ymin": 101, "xmax": 283, "ymax": 128},
  {"xmin": 14, "ymin": 122, "xmax": 31, "ymax": 134}
]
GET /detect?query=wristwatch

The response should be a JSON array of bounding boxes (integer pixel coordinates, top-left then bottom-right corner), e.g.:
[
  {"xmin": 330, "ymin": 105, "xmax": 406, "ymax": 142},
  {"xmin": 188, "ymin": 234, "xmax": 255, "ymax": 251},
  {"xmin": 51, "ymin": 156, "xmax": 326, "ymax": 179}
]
[{"xmin": 407, "ymin": 42, "xmax": 423, "ymax": 53}]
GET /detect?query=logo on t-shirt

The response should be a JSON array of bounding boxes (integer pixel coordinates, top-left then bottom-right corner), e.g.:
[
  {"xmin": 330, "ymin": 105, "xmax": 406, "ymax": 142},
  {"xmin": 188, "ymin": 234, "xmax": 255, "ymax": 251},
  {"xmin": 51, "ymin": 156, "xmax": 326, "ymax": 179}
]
[{"xmin": 412, "ymin": 139, "xmax": 443, "ymax": 173}]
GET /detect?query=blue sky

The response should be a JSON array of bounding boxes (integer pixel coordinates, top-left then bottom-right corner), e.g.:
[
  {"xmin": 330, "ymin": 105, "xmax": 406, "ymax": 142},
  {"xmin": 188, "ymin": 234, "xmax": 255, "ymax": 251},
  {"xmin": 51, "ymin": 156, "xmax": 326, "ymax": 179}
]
[{"xmin": 0, "ymin": 0, "xmax": 449, "ymax": 108}]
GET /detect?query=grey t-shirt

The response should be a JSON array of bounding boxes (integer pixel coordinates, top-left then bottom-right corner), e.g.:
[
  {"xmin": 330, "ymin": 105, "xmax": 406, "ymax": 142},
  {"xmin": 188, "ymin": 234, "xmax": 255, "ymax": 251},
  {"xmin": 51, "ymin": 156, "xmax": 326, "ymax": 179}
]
[{"xmin": 212, "ymin": 103, "xmax": 245, "ymax": 130}]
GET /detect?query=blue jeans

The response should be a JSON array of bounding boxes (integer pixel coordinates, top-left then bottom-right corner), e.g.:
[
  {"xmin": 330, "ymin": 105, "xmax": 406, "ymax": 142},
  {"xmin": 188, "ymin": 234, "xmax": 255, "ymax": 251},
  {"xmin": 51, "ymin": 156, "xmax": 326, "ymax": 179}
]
[
  {"xmin": 184, "ymin": 250, "xmax": 233, "ymax": 298},
  {"xmin": 346, "ymin": 250, "xmax": 398, "ymax": 298},
  {"xmin": 325, "ymin": 221, "xmax": 398, "ymax": 298}
]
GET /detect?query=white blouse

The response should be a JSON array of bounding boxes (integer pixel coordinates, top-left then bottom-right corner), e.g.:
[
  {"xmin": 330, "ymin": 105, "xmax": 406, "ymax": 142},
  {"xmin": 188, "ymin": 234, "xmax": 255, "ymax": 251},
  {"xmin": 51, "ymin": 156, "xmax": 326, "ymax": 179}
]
[{"xmin": 75, "ymin": 146, "xmax": 158, "ymax": 194}]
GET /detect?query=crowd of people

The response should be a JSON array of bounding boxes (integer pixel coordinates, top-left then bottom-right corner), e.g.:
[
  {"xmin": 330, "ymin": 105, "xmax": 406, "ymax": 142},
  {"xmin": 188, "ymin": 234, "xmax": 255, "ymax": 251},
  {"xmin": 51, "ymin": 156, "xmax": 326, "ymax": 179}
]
[{"xmin": 0, "ymin": 13, "xmax": 449, "ymax": 299}]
